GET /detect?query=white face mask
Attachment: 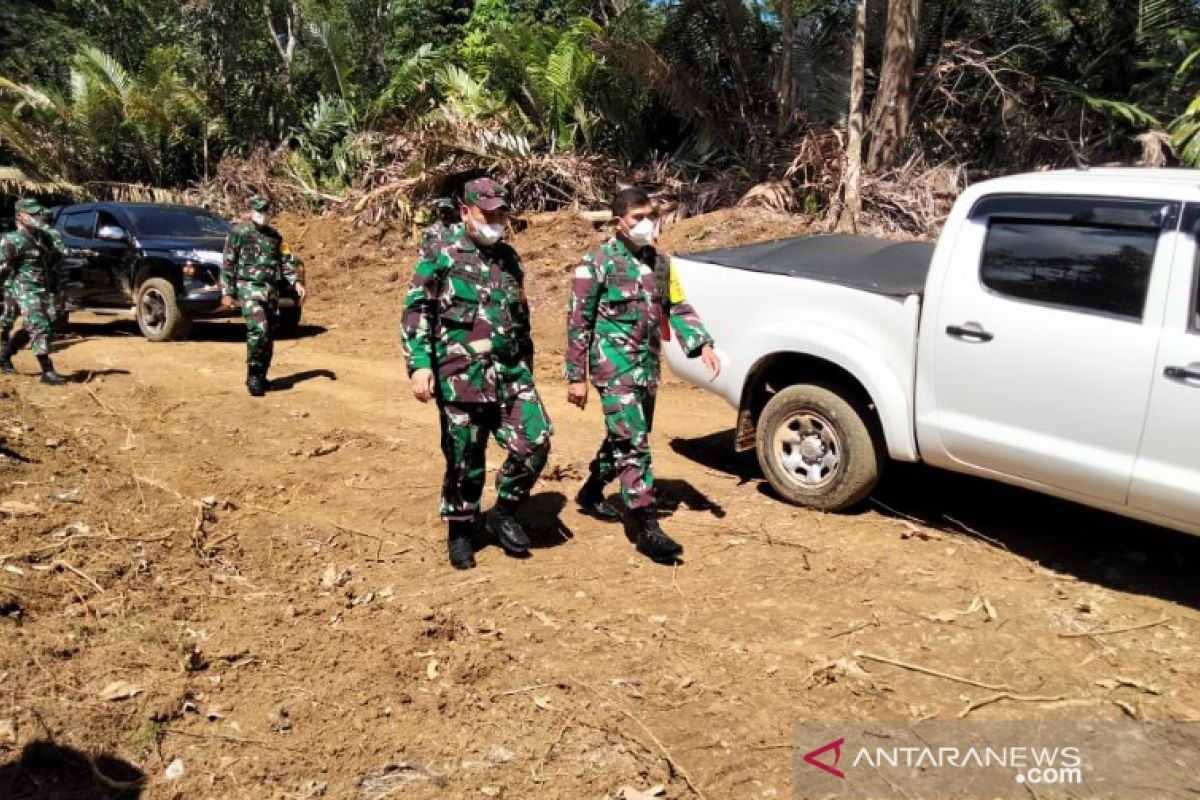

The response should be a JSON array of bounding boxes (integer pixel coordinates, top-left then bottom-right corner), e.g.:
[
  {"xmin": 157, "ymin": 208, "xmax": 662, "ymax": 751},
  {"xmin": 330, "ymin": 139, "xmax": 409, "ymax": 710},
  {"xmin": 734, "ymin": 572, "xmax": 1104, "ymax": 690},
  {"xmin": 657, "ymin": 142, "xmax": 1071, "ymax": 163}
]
[
  {"xmin": 624, "ymin": 218, "xmax": 657, "ymax": 248},
  {"xmin": 251, "ymin": 211, "xmax": 269, "ymax": 226},
  {"xmin": 470, "ymin": 219, "xmax": 505, "ymax": 246}
]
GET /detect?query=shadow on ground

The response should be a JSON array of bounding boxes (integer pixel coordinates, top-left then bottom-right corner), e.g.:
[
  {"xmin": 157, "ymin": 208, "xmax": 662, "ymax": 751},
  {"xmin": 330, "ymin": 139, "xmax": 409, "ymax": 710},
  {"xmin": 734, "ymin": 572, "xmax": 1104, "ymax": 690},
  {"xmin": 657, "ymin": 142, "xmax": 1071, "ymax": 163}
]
[
  {"xmin": 671, "ymin": 428, "xmax": 1200, "ymax": 610},
  {"xmin": 0, "ymin": 740, "xmax": 144, "ymax": 800}
]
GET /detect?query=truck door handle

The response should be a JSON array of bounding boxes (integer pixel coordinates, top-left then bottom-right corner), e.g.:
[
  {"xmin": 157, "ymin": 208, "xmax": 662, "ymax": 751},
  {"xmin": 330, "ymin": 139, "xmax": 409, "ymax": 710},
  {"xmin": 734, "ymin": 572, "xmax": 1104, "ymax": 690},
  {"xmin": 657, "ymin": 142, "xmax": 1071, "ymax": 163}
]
[
  {"xmin": 945, "ymin": 324, "xmax": 994, "ymax": 342},
  {"xmin": 1164, "ymin": 365, "xmax": 1200, "ymax": 382}
]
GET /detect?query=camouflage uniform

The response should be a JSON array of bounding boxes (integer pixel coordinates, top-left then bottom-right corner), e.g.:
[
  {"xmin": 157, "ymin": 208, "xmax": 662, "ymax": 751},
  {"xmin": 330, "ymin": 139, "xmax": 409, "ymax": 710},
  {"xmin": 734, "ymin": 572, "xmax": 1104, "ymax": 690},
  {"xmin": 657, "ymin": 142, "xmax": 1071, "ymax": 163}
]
[
  {"xmin": 565, "ymin": 237, "xmax": 712, "ymax": 511},
  {"xmin": 400, "ymin": 220, "xmax": 552, "ymax": 523},
  {"xmin": 420, "ymin": 197, "xmax": 459, "ymax": 248},
  {"xmin": 0, "ymin": 218, "xmax": 76, "ymax": 358},
  {"xmin": 219, "ymin": 202, "xmax": 304, "ymax": 375}
]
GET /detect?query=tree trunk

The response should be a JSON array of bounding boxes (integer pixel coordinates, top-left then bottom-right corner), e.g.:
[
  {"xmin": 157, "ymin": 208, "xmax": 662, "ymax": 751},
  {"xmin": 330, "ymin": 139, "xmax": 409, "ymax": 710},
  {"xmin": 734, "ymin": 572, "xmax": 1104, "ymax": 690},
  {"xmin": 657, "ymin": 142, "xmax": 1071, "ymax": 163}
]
[
  {"xmin": 262, "ymin": 0, "xmax": 299, "ymax": 98},
  {"xmin": 865, "ymin": 0, "xmax": 920, "ymax": 172},
  {"xmin": 779, "ymin": 0, "xmax": 794, "ymax": 121},
  {"xmin": 836, "ymin": 0, "xmax": 867, "ymax": 234}
]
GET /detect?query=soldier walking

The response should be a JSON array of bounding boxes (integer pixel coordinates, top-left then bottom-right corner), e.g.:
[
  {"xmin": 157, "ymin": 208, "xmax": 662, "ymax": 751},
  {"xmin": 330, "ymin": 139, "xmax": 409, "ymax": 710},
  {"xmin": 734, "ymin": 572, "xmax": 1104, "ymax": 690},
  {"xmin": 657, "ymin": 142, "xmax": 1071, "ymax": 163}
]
[
  {"xmin": 565, "ymin": 187, "xmax": 721, "ymax": 563},
  {"xmin": 0, "ymin": 199, "xmax": 87, "ymax": 384},
  {"xmin": 219, "ymin": 195, "xmax": 307, "ymax": 396},
  {"xmin": 400, "ymin": 178, "xmax": 552, "ymax": 569}
]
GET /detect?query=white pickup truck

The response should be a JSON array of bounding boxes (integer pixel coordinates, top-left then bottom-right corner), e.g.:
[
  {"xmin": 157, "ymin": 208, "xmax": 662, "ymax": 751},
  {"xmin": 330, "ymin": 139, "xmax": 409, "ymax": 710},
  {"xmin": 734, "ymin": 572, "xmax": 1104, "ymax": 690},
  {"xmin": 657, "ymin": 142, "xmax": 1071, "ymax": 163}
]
[{"xmin": 666, "ymin": 168, "xmax": 1200, "ymax": 536}]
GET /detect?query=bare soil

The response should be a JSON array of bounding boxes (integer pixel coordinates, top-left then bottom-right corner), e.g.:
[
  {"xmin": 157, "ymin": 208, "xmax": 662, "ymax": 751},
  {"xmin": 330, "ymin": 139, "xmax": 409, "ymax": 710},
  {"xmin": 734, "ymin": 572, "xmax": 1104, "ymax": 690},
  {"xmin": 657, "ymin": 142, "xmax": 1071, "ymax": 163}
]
[{"xmin": 1, "ymin": 209, "xmax": 1198, "ymax": 800}]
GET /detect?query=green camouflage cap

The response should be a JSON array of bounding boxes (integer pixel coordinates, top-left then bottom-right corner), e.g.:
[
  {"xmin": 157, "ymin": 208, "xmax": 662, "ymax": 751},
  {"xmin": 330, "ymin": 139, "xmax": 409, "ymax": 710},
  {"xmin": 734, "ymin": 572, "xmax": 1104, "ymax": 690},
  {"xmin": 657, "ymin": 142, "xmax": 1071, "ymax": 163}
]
[
  {"xmin": 462, "ymin": 178, "xmax": 508, "ymax": 211},
  {"xmin": 15, "ymin": 198, "xmax": 46, "ymax": 216},
  {"xmin": 247, "ymin": 194, "xmax": 271, "ymax": 212}
]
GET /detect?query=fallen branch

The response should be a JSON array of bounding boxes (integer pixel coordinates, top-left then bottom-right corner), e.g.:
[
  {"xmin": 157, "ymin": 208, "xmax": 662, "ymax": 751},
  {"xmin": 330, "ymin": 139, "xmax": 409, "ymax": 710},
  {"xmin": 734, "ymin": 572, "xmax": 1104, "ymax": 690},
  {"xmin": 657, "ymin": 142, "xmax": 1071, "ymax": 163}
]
[
  {"xmin": 49, "ymin": 560, "xmax": 105, "ymax": 594},
  {"xmin": 572, "ymin": 679, "xmax": 709, "ymax": 800},
  {"xmin": 853, "ymin": 651, "xmax": 1009, "ymax": 691},
  {"xmin": 332, "ymin": 522, "xmax": 389, "ymax": 561},
  {"xmin": 162, "ymin": 727, "xmax": 308, "ymax": 756},
  {"xmin": 1059, "ymin": 617, "xmax": 1170, "ymax": 639},
  {"xmin": 205, "ymin": 530, "xmax": 241, "ymax": 550},
  {"xmin": 491, "ymin": 683, "xmax": 554, "ymax": 700},
  {"xmin": 958, "ymin": 692, "xmax": 1068, "ymax": 718},
  {"xmin": 942, "ymin": 515, "xmax": 1010, "ymax": 551},
  {"xmin": 133, "ymin": 474, "xmax": 187, "ymax": 501},
  {"xmin": 531, "ymin": 721, "xmax": 570, "ymax": 783}
]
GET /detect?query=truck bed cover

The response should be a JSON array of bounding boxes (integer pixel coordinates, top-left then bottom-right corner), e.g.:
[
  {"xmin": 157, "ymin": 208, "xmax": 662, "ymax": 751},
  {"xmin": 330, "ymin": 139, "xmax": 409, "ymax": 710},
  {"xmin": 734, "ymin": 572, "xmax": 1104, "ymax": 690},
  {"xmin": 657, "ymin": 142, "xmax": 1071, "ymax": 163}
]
[{"xmin": 681, "ymin": 234, "xmax": 934, "ymax": 298}]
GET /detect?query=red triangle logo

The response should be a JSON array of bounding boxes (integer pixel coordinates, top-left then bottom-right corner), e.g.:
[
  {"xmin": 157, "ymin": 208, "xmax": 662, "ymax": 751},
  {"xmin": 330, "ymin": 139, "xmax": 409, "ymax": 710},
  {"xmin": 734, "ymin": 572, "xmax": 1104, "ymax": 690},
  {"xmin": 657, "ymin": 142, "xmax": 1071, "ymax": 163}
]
[{"xmin": 803, "ymin": 737, "xmax": 846, "ymax": 779}]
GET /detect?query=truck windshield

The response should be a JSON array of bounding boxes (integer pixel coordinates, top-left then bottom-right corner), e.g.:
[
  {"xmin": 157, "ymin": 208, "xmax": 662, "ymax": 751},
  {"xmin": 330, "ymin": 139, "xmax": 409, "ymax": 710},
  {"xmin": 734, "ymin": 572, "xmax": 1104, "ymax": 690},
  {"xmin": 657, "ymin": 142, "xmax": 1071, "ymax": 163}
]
[{"xmin": 128, "ymin": 207, "xmax": 229, "ymax": 238}]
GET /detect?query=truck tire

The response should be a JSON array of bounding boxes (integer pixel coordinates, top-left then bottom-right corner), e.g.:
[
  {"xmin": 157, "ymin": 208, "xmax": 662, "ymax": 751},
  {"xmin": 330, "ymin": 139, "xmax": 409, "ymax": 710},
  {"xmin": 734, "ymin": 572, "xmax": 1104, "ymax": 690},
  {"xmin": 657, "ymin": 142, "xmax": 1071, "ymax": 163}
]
[
  {"xmin": 755, "ymin": 384, "xmax": 882, "ymax": 511},
  {"xmin": 277, "ymin": 304, "xmax": 302, "ymax": 338},
  {"xmin": 135, "ymin": 277, "xmax": 192, "ymax": 342}
]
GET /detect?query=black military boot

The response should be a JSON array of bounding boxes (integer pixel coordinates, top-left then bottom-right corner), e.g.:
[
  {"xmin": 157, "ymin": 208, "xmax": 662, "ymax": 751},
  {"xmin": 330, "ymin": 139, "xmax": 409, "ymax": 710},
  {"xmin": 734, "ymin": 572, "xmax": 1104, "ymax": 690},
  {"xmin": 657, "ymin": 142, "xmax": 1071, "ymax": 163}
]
[
  {"xmin": 486, "ymin": 499, "xmax": 530, "ymax": 556},
  {"xmin": 0, "ymin": 335, "xmax": 13, "ymax": 375},
  {"xmin": 633, "ymin": 508, "xmax": 683, "ymax": 564},
  {"xmin": 247, "ymin": 366, "xmax": 266, "ymax": 397},
  {"xmin": 448, "ymin": 520, "xmax": 476, "ymax": 570},
  {"xmin": 37, "ymin": 355, "xmax": 65, "ymax": 386},
  {"xmin": 576, "ymin": 475, "xmax": 620, "ymax": 522}
]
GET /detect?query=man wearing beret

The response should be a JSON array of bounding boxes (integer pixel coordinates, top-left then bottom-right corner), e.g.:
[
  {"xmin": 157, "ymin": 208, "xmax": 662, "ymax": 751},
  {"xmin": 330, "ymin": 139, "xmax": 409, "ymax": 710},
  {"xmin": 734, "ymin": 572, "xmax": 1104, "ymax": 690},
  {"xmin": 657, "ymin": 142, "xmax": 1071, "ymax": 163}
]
[{"xmin": 400, "ymin": 178, "xmax": 553, "ymax": 569}]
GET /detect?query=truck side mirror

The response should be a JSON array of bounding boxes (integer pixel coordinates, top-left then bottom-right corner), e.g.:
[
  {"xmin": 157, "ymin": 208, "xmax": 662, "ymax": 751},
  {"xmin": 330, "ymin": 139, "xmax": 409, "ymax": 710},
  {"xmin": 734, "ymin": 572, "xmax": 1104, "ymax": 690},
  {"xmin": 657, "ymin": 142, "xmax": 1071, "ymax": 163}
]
[{"xmin": 97, "ymin": 225, "xmax": 128, "ymax": 242}]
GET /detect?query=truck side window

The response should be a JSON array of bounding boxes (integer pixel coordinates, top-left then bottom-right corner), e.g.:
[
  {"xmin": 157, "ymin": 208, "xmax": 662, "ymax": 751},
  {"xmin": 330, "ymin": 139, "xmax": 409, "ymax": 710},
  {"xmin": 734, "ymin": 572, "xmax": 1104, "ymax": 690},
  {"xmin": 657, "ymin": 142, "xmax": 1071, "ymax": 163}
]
[
  {"xmin": 980, "ymin": 219, "xmax": 1158, "ymax": 320},
  {"xmin": 62, "ymin": 210, "xmax": 96, "ymax": 239},
  {"xmin": 96, "ymin": 210, "xmax": 122, "ymax": 231}
]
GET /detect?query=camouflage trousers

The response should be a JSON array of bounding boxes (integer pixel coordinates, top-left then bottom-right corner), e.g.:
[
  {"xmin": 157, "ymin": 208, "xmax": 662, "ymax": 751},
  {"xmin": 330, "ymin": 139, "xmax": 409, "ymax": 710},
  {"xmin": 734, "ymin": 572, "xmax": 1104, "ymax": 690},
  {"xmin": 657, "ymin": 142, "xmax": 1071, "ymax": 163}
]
[
  {"xmin": 589, "ymin": 386, "xmax": 658, "ymax": 511},
  {"xmin": 0, "ymin": 280, "xmax": 53, "ymax": 357},
  {"xmin": 236, "ymin": 285, "xmax": 278, "ymax": 369},
  {"xmin": 437, "ymin": 384, "xmax": 553, "ymax": 521}
]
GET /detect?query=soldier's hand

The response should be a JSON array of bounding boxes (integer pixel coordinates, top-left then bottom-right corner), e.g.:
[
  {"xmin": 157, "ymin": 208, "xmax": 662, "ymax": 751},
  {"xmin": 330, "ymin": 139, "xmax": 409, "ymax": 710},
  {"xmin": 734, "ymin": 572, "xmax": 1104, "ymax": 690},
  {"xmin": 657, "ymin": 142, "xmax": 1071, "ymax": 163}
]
[
  {"xmin": 700, "ymin": 343, "xmax": 721, "ymax": 380},
  {"xmin": 567, "ymin": 382, "xmax": 589, "ymax": 410},
  {"xmin": 220, "ymin": 295, "xmax": 235, "ymax": 310},
  {"xmin": 295, "ymin": 284, "xmax": 307, "ymax": 304},
  {"xmin": 411, "ymin": 369, "xmax": 436, "ymax": 403}
]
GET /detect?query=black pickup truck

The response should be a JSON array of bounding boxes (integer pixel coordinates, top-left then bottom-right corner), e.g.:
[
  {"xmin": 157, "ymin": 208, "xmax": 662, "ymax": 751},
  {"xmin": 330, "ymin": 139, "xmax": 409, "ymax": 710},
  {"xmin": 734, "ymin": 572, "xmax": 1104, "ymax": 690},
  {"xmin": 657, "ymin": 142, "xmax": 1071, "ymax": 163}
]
[{"xmin": 49, "ymin": 201, "xmax": 302, "ymax": 341}]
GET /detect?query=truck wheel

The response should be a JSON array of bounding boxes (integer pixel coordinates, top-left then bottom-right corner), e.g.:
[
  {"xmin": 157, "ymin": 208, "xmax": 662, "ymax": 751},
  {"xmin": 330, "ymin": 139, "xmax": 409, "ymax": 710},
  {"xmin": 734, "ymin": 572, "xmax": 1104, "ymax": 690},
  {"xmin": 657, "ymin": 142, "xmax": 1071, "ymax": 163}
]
[
  {"xmin": 277, "ymin": 304, "xmax": 302, "ymax": 338},
  {"xmin": 755, "ymin": 384, "xmax": 882, "ymax": 511},
  {"xmin": 136, "ymin": 277, "xmax": 192, "ymax": 342}
]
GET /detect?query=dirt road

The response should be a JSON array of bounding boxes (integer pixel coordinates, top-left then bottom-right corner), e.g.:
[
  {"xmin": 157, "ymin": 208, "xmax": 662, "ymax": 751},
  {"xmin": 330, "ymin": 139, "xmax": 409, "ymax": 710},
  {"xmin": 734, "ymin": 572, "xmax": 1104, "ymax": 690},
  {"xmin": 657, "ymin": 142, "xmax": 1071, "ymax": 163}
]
[{"xmin": 2, "ymin": 211, "xmax": 1198, "ymax": 799}]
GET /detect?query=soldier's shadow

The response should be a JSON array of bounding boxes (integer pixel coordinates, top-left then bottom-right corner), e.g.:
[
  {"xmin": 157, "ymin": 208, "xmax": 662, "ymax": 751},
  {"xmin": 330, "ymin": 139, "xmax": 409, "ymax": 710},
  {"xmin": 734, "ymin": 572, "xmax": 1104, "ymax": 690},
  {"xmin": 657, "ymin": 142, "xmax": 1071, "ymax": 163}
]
[
  {"xmin": 520, "ymin": 491, "xmax": 574, "ymax": 549},
  {"xmin": 0, "ymin": 739, "xmax": 145, "ymax": 799},
  {"xmin": 270, "ymin": 369, "xmax": 337, "ymax": 391}
]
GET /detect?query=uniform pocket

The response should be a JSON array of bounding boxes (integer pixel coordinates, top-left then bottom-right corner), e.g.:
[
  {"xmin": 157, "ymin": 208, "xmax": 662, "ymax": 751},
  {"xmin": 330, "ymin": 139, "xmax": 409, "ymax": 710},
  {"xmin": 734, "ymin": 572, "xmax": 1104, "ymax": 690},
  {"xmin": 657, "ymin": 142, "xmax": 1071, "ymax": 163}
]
[
  {"xmin": 440, "ymin": 267, "xmax": 481, "ymax": 326},
  {"xmin": 602, "ymin": 278, "xmax": 642, "ymax": 321}
]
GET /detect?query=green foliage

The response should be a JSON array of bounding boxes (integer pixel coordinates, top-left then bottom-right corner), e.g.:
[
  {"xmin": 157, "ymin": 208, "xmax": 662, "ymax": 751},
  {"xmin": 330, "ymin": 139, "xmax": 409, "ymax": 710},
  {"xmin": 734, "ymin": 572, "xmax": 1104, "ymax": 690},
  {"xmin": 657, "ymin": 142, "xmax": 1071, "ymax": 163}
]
[
  {"xmin": 492, "ymin": 18, "xmax": 604, "ymax": 151},
  {"xmin": 8, "ymin": 0, "xmax": 1200, "ymax": 195},
  {"xmin": 1, "ymin": 44, "xmax": 211, "ymax": 186}
]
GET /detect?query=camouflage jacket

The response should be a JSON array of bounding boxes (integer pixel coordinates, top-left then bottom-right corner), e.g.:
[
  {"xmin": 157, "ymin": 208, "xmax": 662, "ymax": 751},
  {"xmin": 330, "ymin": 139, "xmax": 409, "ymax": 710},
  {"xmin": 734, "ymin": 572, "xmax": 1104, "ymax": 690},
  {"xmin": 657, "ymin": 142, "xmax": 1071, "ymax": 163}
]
[
  {"xmin": 565, "ymin": 237, "xmax": 712, "ymax": 390},
  {"xmin": 219, "ymin": 222, "xmax": 303, "ymax": 296},
  {"xmin": 0, "ymin": 225, "xmax": 77, "ymax": 292},
  {"xmin": 400, "ymin": 223, "xmax": 535, "ymax": 404}
]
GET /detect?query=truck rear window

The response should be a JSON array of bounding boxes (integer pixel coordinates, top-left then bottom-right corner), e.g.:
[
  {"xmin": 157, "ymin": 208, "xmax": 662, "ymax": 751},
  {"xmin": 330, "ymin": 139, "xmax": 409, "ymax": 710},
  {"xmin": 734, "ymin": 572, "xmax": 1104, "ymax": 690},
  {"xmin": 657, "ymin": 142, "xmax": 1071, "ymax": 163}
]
[{"xmin": 980, "ymin": 219, "xmax": 1158, "ymax": 320}]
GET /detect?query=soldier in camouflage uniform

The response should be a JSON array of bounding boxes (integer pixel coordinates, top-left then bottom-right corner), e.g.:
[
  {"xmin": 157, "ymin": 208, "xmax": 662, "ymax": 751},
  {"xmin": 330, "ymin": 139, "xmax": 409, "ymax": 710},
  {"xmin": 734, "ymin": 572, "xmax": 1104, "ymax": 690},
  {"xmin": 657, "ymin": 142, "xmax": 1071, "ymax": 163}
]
[
  {"xmin": 220, "ymin": 195, "xmax": 307, "ymax": 396},
  {"xmin": 420, "ymin": 197, "xmax": 460, "ymax": 248},
  {"xmin": 400, "ymin": 178, "xmax": 552, "ymax": 570},
  {"xmin": 0, "ymin": 199, "xmax": 88, "ymax": 384},
  {"xmin": 565, "ymin": 187, "xmax": 721, "ymax": 563}
]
